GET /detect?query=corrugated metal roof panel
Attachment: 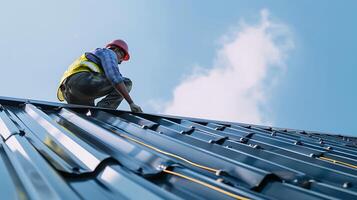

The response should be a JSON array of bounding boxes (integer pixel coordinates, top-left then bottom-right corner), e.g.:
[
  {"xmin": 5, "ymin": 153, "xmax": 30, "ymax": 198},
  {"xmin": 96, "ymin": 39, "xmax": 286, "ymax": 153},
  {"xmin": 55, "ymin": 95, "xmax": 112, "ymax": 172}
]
[{"xmin": 0, "ymin": 96, "xmax": 356, "ymax": 200}]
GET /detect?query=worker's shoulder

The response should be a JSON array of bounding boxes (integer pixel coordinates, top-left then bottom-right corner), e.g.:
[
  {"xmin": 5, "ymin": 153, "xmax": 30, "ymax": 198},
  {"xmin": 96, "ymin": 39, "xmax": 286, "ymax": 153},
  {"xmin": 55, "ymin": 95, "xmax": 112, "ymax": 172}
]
[
  {"xmin": 91, "ymin": 48, "xmax": 116, "ymax": 58},
  {"xmin": 92, "ymin": 48, "xmax": 116, "ymax": 57}
]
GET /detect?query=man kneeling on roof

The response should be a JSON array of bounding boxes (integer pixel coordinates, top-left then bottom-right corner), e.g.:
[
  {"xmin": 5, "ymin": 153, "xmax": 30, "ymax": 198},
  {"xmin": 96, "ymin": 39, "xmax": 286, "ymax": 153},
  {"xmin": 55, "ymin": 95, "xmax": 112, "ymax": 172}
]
[{"xmin": 57, "ymin": 39, "xmax": 143, "ymax": 113}]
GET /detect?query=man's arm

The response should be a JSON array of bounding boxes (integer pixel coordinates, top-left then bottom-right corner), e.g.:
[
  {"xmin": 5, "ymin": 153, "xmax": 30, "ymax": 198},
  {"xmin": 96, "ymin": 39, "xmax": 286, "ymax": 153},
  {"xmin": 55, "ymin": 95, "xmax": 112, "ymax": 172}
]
[
  {"xmin": 115, "ymin": 82, "xmax": 143, "ymax": 113},
  {"xmin": 115, "ymin": 82, "xmax": 133, "ymax": 104}
]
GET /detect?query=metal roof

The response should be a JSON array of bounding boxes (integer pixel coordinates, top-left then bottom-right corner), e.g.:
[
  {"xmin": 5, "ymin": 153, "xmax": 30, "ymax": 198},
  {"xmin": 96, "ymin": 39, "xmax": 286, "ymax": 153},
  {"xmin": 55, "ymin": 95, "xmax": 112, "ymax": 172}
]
[{"xmin": 0, "ymin": 96, "xmax": 356, "ymax": 200}]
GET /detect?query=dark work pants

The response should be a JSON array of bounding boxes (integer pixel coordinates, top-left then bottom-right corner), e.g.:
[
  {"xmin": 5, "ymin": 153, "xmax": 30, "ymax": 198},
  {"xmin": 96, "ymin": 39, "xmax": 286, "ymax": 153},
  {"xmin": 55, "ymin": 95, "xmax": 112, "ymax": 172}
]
[{"xmin": 61, "ymin": 72, "xmax": 132, "ymax": 109}]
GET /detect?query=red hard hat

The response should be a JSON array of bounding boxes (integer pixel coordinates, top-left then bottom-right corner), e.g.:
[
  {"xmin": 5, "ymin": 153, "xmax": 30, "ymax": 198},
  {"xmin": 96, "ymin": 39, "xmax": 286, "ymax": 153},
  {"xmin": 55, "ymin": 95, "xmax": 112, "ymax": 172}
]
[{"xmin": 106, "ymin": 39, "xmax": 130, "ymax": 61}]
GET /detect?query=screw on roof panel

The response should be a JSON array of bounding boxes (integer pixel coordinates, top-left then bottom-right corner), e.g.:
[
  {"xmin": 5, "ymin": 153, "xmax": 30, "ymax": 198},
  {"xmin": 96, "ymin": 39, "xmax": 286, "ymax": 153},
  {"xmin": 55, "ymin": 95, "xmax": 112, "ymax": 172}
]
[
  {"xmin": 141, "ymin": 125, "xmax": 149, "ymax": 129},
  {"xmin": 86, "ymin": 110, "xmax": 92, "ymax": 116},
  {"xmin": 343, "ymin": 182, "xmax": 352, "ymax": 188},
  {"xmin": 215, "ymin": 126, "xmax": 226, "ymax": 131},
  {"xmin": 141, "ymin": 123, "xmax": 159, "ymax": 130},
  {"xmin": 248, "ymin": 144, "xmax": 260, "ymax": 149},
  {"xmin": 215, "ymin": 169, "xmax": 228, "ymax": 176},
  {"xmin": 325, "ymin": 146, "xmax": 332, "ymax": 151},
  {"xmin": 239, "ymin": 137, "xmax": 248, "ymax": 144},
  {"xmin": 293, "ymin": 178, "xmax": 311, "ymax": 188},
  {"xmin": 309, "ymin": 153, "xmax": 316, "ymax": 158},
  {"xmin": 180, "ymin": 127, "xmax": 195, "ymax": 135}
]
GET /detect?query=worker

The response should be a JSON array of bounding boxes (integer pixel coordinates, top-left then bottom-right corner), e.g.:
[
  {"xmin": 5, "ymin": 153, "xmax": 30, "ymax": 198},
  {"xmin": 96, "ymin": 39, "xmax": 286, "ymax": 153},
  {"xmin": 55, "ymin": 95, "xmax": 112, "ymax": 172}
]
[{"xmin": 57, "ymin": 39, "xmax": 143, "ymax": 113}]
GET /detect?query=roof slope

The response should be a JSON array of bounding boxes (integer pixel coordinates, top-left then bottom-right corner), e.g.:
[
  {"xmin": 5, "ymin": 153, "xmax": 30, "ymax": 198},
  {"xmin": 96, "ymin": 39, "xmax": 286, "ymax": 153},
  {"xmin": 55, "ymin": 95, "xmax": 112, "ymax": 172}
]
[{"xmin": 0, "ymin": 96, "xmax": 356, "ymax": 200}]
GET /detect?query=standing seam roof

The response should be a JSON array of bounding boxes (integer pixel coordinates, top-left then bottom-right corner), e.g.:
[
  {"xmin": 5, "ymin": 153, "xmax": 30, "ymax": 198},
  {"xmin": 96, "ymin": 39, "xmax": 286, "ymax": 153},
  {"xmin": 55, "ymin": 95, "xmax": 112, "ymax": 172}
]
[{"xmin": 0, "ymin": 96, "xmax": 356, "ymax": 200}]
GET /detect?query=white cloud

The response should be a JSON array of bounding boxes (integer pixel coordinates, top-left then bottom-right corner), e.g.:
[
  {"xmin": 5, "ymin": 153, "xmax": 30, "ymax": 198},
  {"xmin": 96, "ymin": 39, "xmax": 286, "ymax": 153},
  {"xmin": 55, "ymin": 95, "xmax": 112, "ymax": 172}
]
[{"xmin": 153, "ymin": 9, "xmax": 294, "ymax": 125}]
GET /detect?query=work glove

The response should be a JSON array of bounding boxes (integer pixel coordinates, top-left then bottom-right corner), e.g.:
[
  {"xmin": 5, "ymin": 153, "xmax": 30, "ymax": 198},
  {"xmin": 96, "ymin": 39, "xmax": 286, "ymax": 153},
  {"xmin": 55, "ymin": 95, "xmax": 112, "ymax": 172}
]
[{"xmin": 129, "ymin": 103, "xmax": 143, "ymax": 113}]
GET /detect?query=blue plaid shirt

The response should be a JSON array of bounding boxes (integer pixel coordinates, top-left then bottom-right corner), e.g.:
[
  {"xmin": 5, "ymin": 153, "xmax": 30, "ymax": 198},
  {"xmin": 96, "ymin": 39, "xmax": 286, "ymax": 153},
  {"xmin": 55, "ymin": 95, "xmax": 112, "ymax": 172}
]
[{"xmin": 90, "ymin": 48, "xmax": 124, "ymax": 84}]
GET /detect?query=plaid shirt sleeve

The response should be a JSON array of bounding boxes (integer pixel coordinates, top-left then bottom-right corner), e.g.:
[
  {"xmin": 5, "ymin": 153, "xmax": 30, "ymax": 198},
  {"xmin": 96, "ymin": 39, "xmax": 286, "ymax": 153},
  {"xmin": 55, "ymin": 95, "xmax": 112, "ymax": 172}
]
[{"xmin": 93, "ymin": 48, "xmax": 124, "ymax": 84}]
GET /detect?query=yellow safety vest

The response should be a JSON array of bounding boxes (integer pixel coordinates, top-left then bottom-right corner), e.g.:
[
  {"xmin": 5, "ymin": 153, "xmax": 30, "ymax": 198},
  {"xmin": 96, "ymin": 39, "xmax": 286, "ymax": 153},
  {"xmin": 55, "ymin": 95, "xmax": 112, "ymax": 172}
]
[{"xmin": 57, "ymin": 54, "xmax": 104, "ymax": 101}]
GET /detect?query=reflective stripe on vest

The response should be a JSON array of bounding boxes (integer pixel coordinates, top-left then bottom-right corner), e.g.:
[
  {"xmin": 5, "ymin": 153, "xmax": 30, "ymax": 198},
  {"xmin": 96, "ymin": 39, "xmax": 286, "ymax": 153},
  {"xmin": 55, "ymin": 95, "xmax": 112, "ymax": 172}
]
[{"xmin": 56, "ymin": 54, "xmax": 103, "ymax": 101}]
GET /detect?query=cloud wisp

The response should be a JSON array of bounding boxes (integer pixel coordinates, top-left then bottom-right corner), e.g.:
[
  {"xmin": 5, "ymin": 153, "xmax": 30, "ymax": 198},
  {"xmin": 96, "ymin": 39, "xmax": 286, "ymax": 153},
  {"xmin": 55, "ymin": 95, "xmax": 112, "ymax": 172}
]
[{"xmin": 156, "ymin": 9, "xmax": 293, "ymax": 124}]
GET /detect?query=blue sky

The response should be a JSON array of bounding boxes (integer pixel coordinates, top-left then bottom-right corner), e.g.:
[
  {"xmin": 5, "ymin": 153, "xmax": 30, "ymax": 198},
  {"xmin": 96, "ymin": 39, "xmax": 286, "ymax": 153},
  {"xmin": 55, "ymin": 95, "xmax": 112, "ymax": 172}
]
[{"xmin": 0, "ymin": 1, "xmax": 356, "ymax": 136}]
